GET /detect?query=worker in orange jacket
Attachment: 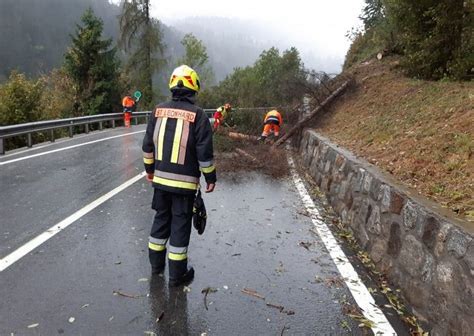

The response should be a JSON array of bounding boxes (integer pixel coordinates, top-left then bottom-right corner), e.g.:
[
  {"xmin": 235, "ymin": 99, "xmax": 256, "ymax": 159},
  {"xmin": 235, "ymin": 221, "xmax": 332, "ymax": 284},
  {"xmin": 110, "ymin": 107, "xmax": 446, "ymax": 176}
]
[
  {"xmin": 258, "ymin": 110, "xmax": 282, "ymax": 141},
  {"xmin": 122, "ymin": 95, "xmax": 136, "ymax": 113},
  {"xmin": 122, "ymin": 95, "xmax": 136, "ymax": 127}
]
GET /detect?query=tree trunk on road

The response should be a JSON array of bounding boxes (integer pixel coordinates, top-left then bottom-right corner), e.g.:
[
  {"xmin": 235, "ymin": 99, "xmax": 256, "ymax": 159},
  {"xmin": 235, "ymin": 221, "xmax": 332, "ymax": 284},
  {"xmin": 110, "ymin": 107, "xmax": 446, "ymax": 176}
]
[{"xmin": 272, "ymin": 79, "xmax": 353, "ymax": 149}]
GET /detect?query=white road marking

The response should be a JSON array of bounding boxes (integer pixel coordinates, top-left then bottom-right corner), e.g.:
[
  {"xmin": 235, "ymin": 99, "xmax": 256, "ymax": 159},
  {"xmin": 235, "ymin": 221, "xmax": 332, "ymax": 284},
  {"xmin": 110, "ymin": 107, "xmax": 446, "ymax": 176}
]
[
  {"xmin": 1, "ymin": 128, "xmax": 119, "ymax": 158},
  {"xmin": 288, "ymin": 156, "xmax": 396, "ymax": 335},
  {"xmin": 0, "ymin": 172, "xmax": 146, "ymax": 272},
  {"xmin": 0, "ymin": 130, "xmax": 145, "ymax": 166}
]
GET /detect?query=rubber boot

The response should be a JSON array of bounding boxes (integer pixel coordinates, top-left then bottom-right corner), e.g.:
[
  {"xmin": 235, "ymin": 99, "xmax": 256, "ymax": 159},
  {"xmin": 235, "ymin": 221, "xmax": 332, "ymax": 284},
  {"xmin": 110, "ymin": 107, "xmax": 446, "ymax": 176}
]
[
  {"xmin": 169, "ymin": 259, "xmax": 194, "ymax": 287},
  {"xmin": 149, "ymin": 249, "xmax": 166, "ymax": 275},
  {"xmin": 169, "ymin": 267, "xmax": 194, "ymax": 287}
]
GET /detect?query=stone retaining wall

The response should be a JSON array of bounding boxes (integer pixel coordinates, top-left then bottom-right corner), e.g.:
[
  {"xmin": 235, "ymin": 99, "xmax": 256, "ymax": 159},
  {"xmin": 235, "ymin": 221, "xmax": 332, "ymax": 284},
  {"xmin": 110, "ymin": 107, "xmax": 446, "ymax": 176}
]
[{"xmin": 298, "ymin": 130, "xmax": 473, "ymax": 335}]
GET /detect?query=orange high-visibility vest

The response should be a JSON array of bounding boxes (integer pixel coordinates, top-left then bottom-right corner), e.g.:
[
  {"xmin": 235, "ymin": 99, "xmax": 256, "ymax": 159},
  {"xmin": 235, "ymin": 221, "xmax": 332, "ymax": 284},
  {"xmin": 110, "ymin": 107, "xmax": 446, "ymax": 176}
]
[
  {"xmin": 122, "ymin": 96, "xmax": 135, "ymax": 108},
  {"xmin": 264, "ymin": 110, "xmax": 282, "ymax": 125}
]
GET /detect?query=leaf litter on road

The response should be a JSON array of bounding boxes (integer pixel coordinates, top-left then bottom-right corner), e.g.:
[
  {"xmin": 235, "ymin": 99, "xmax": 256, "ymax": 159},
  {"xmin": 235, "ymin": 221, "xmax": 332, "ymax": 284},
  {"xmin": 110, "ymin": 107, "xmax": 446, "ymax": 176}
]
[
  {"xmin": 113, "ymin": 290, "xmax": 141, "ymax": 299},
  {"xmin": 298, "ymin": 241, "xmax": 312, "ymax": 250},
  {"xmin": 266, "ymin": 302, "xmax": 284, "ymax": 312},
  {"xmin": 241, "ymin": 288, "xmax": 265, "ymax": 300},
  {"xmin": 156, "ymin": 311, "xmax": 164, "ymax": 323},
  {"xmin": 201, "ymin": 287, "xmax": 218, "ymax": 310}
]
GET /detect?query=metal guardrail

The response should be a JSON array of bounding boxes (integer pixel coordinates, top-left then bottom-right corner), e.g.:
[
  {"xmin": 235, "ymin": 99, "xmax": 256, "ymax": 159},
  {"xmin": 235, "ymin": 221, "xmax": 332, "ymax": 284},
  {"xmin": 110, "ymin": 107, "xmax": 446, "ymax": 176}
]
[
  {"xmin": 0, "ymin": 111, "xmax": 151, "ymax": 155},
  {"xmin": 0, "ymin": 107, "xmax": 276, "ymax": 155}
]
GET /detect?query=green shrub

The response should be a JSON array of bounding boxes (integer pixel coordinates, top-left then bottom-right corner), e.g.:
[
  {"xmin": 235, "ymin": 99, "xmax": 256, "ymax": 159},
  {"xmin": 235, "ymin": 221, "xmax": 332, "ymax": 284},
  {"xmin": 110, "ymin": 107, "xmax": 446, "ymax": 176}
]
[
  {"xmin": 0, "ymin": 72, "xmax": 44, "ymax": 126},
  {"xmin": 348, "ymin": 0, "xmax": 473, "ymax": 80}
]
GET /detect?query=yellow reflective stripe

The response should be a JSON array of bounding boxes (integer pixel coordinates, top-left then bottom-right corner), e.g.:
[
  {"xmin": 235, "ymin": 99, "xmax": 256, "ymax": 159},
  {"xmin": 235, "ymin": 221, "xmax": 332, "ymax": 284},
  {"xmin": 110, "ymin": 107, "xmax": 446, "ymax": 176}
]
[
  {"xmin": 155, "ymin": 170, "xmax": 199, "ymax": 183},
  {"xmin": 168, "ymin": 252, "xmax": 187, "ymax": 261},
  {"xmin": 157, "ymin": 117, "xmax": 168, "ymax": 161},
  {"xmin": 143, "ymin": 157, "xmax": 154, "ymax": 164},
  {"xmin": 171, "ymin": 119, "xmax": 183, "ymax": 163},
  {"xmin": 200, "ymin": 165, "xmax": 216, "ymax": 173},
  {"xmin": 148, "ymin": 242, "xmax": 166, "ymax": 251},
  {"xmin": 153, "ymin": 176, "xmax": 198, "ymax": 190}
]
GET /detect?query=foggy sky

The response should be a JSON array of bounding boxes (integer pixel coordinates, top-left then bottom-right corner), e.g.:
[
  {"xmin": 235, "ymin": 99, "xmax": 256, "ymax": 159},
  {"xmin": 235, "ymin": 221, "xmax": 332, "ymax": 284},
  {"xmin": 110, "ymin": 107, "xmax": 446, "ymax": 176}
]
[
  {"xmin": 112, "ymin": 0, "xmax": 365, "ymax": 72},
  {"xmin": 154, "ymin": 0, "xmax": 365, "ymax": 71}
]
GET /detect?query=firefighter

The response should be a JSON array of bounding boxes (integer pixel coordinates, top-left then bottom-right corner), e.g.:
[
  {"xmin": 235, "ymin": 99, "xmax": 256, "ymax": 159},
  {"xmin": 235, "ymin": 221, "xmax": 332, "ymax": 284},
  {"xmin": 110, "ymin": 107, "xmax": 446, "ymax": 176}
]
[
  {"xmin": 258, "ymin": 109, "xmax": 283, "ymax": 141},
  {"xmin": 212, "ymin": 103, "xmax": 232, "ymax": 131},
  {"xmin": 142, "ymin": 65, "xmax": 216, "ymax": 287},
  {"xmin": 122, "ymin": 95, "xmax": 136, "ymax": 127}
]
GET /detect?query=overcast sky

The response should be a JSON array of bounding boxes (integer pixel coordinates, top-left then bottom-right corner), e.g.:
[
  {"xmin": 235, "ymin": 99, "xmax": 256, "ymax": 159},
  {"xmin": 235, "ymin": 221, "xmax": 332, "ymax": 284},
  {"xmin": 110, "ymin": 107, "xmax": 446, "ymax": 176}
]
[{"xmin": 113, "ymin": 0, "xmax": 366, "ymax": 72}]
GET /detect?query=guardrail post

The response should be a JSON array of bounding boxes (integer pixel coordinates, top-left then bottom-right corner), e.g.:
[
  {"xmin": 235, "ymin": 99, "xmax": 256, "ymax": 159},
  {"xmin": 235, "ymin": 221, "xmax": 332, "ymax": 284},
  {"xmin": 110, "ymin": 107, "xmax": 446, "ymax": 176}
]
[
  {"xmin": 0, "ymin": 138, "xmax": 4, "ymax": 155},
  {"xmin": 50, "ymin": 130, "xmax": 55, "ymax": 143},
  {"xmin": 85, "ymin": 124, "xmax": 89, "ymax": 134},
  {"xmin": 112, "ymin": 120, "xmax": 116, "ymax": 128},
  {"xmin": 99, "ymin": 121, "xmax": 103, "ymax": 131},
  {"xmin": 69, "ymin": 126, "xmax": 73, "ymax": 138},
  {"xmin": 146, "ymin": 115, "xmax": 149, "ymax": 124},
  {"xmin": 133, "ymin": 117, "xmax": 138, "ymax": 125},
  {"xmin": 27, "ymin": 133, "xmax": 33, "ymax": 148}
]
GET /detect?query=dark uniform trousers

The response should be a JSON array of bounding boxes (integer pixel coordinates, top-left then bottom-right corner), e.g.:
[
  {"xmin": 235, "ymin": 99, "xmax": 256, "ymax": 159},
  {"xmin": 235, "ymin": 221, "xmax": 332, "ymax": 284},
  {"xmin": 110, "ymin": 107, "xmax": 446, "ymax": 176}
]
[{"xmin": 149, "ymin": 188, "xmax": 194, "ymax": 279}]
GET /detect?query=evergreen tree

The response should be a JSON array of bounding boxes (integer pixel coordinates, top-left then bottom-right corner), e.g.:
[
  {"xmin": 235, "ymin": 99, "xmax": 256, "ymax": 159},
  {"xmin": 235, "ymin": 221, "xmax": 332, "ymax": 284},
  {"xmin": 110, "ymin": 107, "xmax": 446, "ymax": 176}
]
[
  {"xmin": 119, "ymin": 0, "xmax": 165, "ymax": 108},
  {"xmin": 360, "ymin": 0, "xmax": 385, "ymax": 29},
  {"xmin": 386, "ymin": 0, "xmax": 470, "ymax": 79},
  {"xmin": 64, "ymin": 8, "xmax": 122, "ymax": 115}
]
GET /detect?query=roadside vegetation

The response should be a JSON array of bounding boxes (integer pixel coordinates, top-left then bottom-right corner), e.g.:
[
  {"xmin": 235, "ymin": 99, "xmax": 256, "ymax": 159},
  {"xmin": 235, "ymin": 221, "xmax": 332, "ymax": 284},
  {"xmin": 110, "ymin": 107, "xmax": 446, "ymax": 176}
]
[
  {"xmin": 312, "ymin": 0, "xmax": 473, "ymax": 220},
  {"xmin": 345, "ymin": 0, "xmax": 472, "ymax": 80},
  {"xmin": 198, "ymin": 47, "xmax": 307, "ymax": 109}
]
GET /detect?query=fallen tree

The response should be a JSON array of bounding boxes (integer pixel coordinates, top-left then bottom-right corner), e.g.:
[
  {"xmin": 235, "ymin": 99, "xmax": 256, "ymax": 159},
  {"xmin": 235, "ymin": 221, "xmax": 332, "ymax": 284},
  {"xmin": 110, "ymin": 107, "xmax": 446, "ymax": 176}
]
[{"xmin": 272, "ymin": 78, "xmax": 353, "ymax": 148}]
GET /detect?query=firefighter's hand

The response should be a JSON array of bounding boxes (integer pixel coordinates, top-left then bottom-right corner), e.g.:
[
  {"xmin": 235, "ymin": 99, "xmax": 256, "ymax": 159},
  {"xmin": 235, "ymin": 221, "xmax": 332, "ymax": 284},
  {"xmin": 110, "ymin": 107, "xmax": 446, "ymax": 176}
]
[
  {"xmin": 205, "ymin": 183, "xmax": 215, "ymax": 193},
  {"xmin": 146, "ymin": 173, "xmax": 154, "ymax": 182}
]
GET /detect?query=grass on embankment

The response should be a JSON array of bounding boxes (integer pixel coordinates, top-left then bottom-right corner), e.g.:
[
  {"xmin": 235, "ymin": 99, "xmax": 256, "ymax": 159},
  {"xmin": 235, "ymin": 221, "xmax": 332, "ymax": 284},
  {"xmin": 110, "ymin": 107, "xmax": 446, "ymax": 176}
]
[{"xmin": 311, "ymin": 56, "xmax": 473, "ymax": 220}]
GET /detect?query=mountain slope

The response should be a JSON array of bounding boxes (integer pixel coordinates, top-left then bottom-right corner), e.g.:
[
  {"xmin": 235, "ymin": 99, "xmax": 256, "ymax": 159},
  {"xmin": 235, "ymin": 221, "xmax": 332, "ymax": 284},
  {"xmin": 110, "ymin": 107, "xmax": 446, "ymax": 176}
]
[{"xmin": 312, "ymin": 57, "xmax": 473, "ymax": 220}]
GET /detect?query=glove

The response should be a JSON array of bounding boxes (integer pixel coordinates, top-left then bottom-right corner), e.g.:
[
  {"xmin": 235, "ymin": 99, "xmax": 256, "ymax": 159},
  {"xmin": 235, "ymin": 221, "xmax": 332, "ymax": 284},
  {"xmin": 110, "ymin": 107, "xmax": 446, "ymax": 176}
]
[{"xmin": 192, "ymin": 190, "xmax": 207, "ymax": 235}]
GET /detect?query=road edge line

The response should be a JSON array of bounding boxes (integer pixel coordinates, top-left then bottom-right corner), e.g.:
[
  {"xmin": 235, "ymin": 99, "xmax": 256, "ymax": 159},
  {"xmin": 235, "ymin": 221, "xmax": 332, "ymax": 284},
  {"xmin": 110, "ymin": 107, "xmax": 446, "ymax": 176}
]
[
  {"xmin": 288, "ymin": 155, "xmax": 396, "ymax": 335},
  {"xmin": 0, "ymin": 130, "xmax": 145, "ymax": 165},
  {"xmin": 0, "ymin": 172, "xmax": 146, "ymax": 272}
]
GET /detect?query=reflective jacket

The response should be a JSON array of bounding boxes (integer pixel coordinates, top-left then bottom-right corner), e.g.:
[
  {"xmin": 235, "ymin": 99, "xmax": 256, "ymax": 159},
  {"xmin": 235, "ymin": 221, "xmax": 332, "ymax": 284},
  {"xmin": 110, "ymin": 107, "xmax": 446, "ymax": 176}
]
[
  {"xmin": 264, "ymin": 110, "xmax": 282, "ymax": 125},
  {"xmin": 122, "ymin": 96, "xmax": 135, "ymax": 108},
  {"xmin": 216, "ymin": 106, "xmax": 230, "ymax": 120},
  {"xmin": 142, "ymin": 93, "xmax": 216, "ymax": 195}
]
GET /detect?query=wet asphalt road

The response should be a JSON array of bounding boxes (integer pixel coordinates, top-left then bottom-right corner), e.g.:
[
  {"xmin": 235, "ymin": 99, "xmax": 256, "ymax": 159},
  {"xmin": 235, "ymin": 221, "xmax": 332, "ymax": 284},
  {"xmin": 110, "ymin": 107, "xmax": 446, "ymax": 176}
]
[{"xmin": 1, "ymin": 126, "xmax": 394, "ymax": 335}]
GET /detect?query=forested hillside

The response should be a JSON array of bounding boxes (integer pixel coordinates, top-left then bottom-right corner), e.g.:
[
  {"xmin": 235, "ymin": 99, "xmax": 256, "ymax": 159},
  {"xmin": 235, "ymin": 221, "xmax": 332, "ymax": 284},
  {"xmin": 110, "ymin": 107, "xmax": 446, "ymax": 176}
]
[
  {"xmin": 0, "ymin": 1, "xmax": 275, "ymax": 83},
  {"xmin": 0, "ymin": 0, "xmax": 121, "ymax": 80},
  {"xmin": 0, "ymin": 0, "xmax": 312, "ymax": 138},
  {"xmin": 313, "ymin": 0, "xmax": 473, "ymax": 219}
]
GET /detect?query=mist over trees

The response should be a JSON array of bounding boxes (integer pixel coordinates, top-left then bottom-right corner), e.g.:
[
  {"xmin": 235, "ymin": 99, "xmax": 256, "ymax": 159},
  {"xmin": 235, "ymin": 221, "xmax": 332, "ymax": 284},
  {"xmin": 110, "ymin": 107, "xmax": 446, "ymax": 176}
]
[
  {"xmin": 0, "ymin": 0, "xmax": 296, "ymax": 84},
  {"xmin": 0, "ymin": 0, "xmax": 120, "ymax": 81},
  {"xmin": 0, "ymin": 0, "xmax": 322, "ymax": 128},
  {"xmin": 178, "ymin": 33, "xmax": 215, "ymax": 87}
]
